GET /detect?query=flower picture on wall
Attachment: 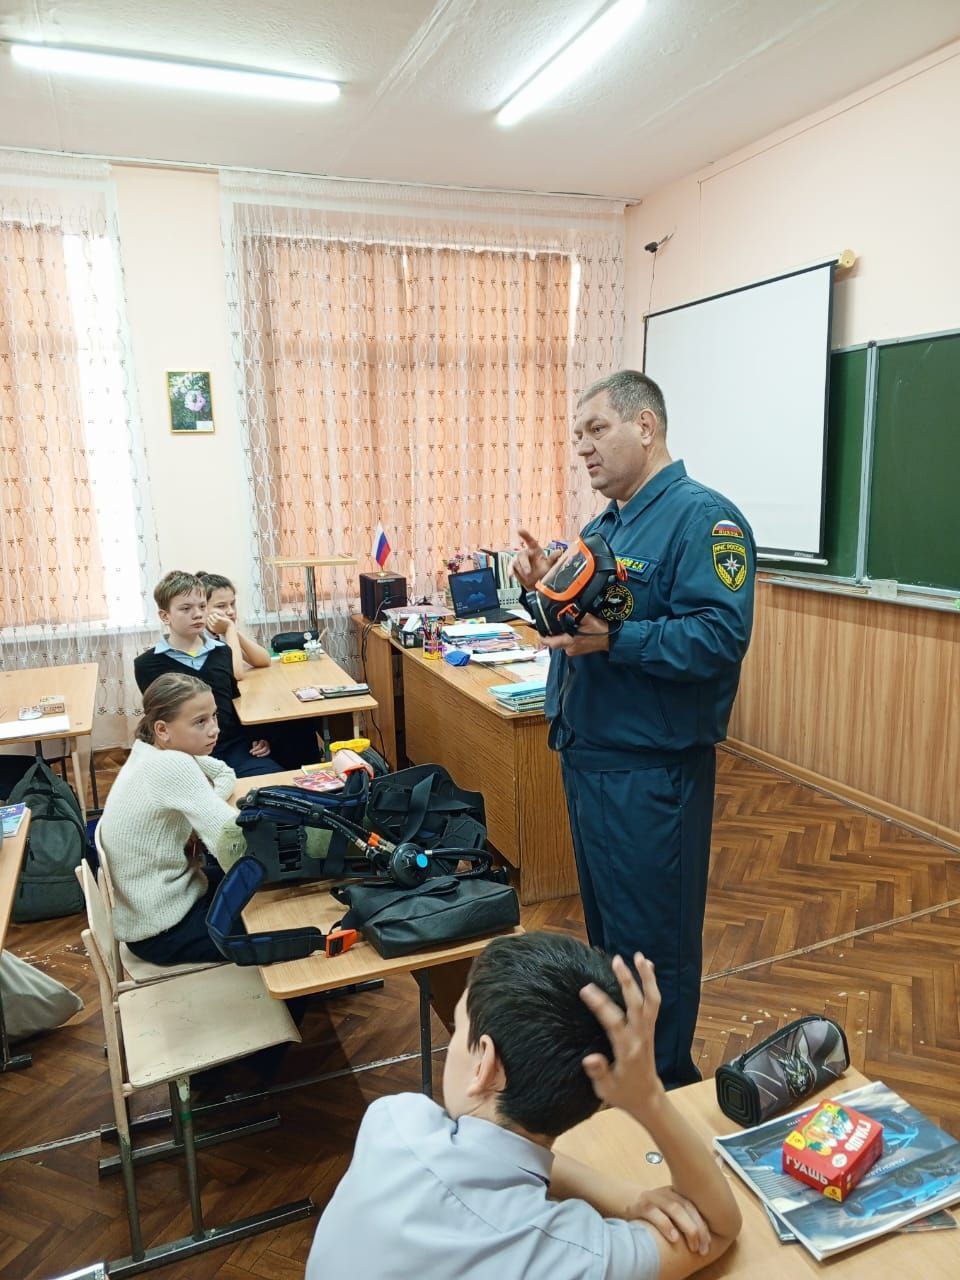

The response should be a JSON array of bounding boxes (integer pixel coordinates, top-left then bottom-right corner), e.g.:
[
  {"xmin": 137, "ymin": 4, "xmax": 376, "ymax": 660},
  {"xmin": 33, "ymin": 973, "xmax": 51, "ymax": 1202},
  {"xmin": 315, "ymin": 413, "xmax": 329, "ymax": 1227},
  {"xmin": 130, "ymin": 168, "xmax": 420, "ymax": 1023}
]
[{"xmin": 167, "ymin": 370, "xmax": 214, "ymax": 433}]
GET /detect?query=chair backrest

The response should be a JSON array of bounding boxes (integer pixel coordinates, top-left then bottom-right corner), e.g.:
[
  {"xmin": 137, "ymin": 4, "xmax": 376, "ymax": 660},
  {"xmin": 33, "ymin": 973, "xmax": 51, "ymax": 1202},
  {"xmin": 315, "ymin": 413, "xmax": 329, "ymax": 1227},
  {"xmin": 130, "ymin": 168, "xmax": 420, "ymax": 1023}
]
[
  {"xmin": 94, "ymin": 822, "xmax": 118, "ymax": 908},
  {"xmin": 77, "ymin": 859, "xmax": 120, "ymax": 995}
]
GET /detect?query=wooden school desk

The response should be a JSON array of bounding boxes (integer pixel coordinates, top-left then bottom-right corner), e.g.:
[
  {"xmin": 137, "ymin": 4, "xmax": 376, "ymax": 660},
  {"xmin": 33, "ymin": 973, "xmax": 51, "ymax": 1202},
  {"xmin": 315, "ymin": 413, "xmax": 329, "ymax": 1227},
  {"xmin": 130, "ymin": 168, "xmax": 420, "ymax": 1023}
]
[
  {"xmin": 232, "ymin": 771, "xmax": 522, "ymax": 1096},
  {"xmin": 554, "ymin": 1068, "xmax": 960, "ymax": 1278},
  {"xmin": 352, "ymin": 615, "xmax": 578, "ymax": 904},
  {"xmin": 0, "ymin": 808, "xmax": 33, "ymax": 1071},
  {"xmin": 0, "ymin": 662, "xmax": 98, "ymax": 819},
  {"xmin": 234, "ymin": 651, "xmax": 378, "ymax": 743}
]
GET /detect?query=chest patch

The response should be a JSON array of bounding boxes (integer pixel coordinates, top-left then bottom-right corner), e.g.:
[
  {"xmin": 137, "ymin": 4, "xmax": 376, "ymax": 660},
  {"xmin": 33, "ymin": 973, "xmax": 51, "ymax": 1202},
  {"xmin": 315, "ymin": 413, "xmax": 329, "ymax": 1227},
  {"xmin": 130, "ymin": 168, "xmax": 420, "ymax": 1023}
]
[
  {"xmin": 616, "ymin": 555, "xmax": 657, "ymax": 583},
  {"xmin": 713, "ymin": 541, "xmax": 748, "ymax": 592}
]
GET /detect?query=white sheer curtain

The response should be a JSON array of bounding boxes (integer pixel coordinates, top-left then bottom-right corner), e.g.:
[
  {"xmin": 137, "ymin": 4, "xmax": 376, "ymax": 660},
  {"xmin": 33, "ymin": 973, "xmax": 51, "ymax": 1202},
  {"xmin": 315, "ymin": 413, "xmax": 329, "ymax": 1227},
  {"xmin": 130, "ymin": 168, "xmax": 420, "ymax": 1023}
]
[
  {"xmin": 222, "ymin": 171, "xmax": 625, "ymax": 669},
  {"xmin": 0, "ymin": 151, "xmax": 160, "ymax": 747}
]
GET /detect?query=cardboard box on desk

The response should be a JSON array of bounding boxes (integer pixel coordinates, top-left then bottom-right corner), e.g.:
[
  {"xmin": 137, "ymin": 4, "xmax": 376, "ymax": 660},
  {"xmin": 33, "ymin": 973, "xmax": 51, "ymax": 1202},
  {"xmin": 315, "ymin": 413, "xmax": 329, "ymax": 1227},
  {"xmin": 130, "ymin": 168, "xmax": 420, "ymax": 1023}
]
[
  {"xmin": 38, "ymin": 694, "xmax": 66, "ymax": 715},
  {"xmin": 782, "ymin": 1099, "xmax": 883, "ymax": 1200}
]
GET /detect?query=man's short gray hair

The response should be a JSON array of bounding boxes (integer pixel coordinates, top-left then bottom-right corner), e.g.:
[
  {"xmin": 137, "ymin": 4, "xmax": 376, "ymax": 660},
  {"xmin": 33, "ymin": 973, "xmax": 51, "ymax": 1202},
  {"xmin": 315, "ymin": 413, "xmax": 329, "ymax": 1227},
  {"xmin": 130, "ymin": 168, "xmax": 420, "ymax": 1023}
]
[{"xmin": 579, "ymin": 370, "xmax": 668, "ymax": 433}]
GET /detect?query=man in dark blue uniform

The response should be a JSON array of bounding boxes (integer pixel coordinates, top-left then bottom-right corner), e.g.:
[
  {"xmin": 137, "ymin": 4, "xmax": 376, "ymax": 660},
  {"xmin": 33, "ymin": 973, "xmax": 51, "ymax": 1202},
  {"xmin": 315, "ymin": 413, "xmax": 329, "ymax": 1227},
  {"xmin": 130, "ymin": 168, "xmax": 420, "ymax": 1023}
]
[{"xmin": 513, "ymin": 370, "xmax": 755, "ymax": 1088}]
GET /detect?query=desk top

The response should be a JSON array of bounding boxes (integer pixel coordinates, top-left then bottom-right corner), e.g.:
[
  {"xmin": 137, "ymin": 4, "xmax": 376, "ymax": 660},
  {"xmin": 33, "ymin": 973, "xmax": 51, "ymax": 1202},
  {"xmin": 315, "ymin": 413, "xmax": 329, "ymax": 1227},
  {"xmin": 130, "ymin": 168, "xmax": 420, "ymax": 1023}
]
[
  {"xmin": 555, "ymin": 1069, "xmax": 960, "ymax": 1278},
  {"xmin": 242, "ymin": 879, "xmax": 522, "ymax": 998},
  {"xmin": 0, "ymin": 663, "xmax": 98, "ymax": 744},
  {"xmin": 268, "ymin": 557, "xmax": 358, "ymax": 569},
  {"xmin": 235, "ymin": 654, "xmax": 378, "ymax": 726},
  {"xmin": 234, "ymin": 769, "xmax": 522, "ymax": 998},
  {"xmin": 353, "ymin": 615, "xmax": 545, "ymax": 723},
  {"xmin": 0, "ymin": 811, "xmax": 31, "ymax": 949}
]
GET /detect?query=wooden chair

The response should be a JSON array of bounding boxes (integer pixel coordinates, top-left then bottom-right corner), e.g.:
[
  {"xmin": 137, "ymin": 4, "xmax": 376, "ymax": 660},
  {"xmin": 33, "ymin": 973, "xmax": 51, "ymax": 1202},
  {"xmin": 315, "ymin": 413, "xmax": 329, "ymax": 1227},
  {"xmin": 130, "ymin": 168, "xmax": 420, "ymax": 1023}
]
[
  {"xmin": 94, "ymin": 822, "xmax": 221, "ymax": 987},
  {"xmin": 77, "ymin": 862, "xmax": 314, "ymax": 1275}
]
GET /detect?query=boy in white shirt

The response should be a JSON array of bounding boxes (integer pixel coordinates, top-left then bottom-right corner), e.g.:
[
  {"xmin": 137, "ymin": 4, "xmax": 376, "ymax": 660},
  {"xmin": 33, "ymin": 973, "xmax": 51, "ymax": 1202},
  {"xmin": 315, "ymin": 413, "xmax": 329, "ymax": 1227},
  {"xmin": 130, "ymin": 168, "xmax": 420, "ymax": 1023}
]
[{"xmin": 307, "ymin": 933, "xmax": 741, "ymax": 1280}]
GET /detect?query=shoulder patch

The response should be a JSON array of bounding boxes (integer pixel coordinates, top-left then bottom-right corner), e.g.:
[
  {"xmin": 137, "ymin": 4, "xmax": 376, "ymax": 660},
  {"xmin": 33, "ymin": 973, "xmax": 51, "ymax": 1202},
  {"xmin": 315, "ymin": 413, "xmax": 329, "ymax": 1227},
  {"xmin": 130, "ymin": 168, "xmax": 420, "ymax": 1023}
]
[
  {"xmin": 712, "ymin": 519, "xmax": 744, "ymax": 539},
  {"xmin": 712, "ymin": 541, "xmax": 748, "ymax": 592}
]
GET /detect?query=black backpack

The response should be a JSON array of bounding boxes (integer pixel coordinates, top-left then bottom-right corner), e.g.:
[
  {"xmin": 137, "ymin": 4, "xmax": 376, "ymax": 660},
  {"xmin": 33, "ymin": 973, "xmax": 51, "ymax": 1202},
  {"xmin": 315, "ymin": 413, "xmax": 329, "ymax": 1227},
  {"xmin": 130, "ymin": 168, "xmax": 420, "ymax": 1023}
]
[
  {"xmin": 366, "ymin": 765, "xmax": 487, "ymax": 852},
  {"xmin": 8, "ymin": 759, "xmax": 86, "ymax": 922}
]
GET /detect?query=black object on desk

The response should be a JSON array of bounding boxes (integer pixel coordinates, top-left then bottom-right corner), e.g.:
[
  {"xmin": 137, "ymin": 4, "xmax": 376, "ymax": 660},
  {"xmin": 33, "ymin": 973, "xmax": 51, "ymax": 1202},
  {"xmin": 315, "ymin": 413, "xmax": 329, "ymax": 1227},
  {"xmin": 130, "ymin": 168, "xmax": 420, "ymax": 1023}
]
[{"xmin": 360, "ymin": 572, "xmax": 407, "ymax": 620}]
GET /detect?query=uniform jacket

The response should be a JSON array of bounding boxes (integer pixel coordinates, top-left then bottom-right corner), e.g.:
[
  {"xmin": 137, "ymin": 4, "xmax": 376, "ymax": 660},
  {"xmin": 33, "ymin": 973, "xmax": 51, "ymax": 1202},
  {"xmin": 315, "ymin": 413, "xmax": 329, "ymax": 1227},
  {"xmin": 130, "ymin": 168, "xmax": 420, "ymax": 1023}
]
[{"xmin": 545, "ymin": 459, "xmax": 755, "ymax": 761}]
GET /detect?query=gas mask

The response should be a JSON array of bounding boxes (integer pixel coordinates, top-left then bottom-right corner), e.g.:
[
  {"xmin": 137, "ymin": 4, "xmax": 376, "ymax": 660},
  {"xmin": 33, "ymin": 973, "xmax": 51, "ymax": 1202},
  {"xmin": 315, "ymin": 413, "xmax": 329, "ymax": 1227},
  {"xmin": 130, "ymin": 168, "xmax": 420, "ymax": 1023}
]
[{"xmin": 524, "ymin": 533, "xmax": 626, "ymax": 637}]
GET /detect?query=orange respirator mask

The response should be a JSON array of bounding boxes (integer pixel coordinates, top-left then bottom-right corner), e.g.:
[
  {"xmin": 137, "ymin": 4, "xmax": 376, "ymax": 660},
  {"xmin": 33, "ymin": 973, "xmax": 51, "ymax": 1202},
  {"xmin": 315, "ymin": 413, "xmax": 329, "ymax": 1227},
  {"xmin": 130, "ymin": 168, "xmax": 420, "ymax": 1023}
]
[{"xmin": 525, "ymin": 533, "xmax": 626, "ymax": 637}]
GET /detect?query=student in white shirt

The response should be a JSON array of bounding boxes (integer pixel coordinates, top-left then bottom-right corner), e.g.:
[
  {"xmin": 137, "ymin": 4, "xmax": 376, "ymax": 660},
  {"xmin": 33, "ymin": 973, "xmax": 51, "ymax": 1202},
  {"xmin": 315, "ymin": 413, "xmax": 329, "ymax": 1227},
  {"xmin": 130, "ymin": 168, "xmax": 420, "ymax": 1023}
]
[{"xmin": 306, "ymin": 932, "xmax": 741, "ymax": 1280}]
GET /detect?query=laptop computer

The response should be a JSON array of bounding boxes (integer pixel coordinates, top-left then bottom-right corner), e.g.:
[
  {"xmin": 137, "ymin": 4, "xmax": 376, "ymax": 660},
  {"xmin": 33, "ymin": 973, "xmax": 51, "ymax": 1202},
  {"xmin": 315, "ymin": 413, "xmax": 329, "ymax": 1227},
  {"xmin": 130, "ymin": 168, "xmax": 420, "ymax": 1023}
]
[{"xmin": 448, "ymin": 567, "xmax": 519, "ymax": 623}]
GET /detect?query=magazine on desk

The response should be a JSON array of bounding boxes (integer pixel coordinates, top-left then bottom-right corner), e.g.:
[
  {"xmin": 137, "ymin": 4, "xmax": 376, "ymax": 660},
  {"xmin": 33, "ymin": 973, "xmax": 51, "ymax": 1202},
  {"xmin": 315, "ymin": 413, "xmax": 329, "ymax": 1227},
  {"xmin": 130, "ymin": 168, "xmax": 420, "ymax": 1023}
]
[
  {"xmin": 0, "ymin": 803, "xmax": 27, "ymax": 837},
  {"xmin": 714, "ymin": 1080, "xmax": 960, "ymax": 1260}
]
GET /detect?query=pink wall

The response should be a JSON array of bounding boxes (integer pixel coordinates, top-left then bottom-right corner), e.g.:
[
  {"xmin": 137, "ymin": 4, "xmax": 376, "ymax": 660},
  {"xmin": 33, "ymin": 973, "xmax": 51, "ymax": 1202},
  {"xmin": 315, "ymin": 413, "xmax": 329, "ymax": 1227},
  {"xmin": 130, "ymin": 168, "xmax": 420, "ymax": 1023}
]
[{"xmin": 624, "ymin": 39, "xmax": 960, "ymax": 364}]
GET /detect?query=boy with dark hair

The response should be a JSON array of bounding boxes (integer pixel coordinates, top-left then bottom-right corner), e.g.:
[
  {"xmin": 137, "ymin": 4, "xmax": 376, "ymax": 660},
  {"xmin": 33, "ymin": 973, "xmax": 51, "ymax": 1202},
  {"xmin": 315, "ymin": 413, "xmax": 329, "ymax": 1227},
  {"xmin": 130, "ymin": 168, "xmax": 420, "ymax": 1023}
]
[
  {"xmin": 134, "ymin": 570, "xmax": 283, "ymax": 778},
  {"xmin": 306, "ymin": 933, "xmax": 741, "ymax": 1280}
]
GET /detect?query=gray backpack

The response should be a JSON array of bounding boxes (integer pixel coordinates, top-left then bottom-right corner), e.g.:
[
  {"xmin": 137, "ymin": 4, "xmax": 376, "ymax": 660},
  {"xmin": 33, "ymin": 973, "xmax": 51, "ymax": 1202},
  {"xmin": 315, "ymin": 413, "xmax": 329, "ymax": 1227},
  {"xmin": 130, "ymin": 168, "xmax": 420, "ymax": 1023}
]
[{"xmin": 8, "ymin": 759, "xmax": 86, "ymax": 922}]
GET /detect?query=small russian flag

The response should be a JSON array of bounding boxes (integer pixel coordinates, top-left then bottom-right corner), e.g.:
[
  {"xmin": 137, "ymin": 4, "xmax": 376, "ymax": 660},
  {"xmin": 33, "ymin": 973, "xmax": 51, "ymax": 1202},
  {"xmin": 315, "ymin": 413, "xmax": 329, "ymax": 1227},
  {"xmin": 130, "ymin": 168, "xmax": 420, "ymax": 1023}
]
[{"xmin": 372, "ymin": 524, "xmax": 391, "ymax": 570}]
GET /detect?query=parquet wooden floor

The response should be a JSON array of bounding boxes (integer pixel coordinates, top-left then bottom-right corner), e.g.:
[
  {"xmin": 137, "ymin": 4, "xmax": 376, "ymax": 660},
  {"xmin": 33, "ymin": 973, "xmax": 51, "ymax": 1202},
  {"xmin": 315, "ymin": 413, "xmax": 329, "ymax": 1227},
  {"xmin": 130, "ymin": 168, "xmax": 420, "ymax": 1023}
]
[{"xmin": 2, "ymin": 747, "xmax": 959, "ymax": 1278}]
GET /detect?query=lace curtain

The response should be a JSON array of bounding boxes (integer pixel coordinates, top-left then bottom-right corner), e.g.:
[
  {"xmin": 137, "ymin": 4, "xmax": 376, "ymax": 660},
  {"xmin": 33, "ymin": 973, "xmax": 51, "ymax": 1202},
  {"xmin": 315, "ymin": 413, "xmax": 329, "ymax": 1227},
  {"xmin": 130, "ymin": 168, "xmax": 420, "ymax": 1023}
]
[
  {"xmin": 223, "ymin": 173, "xmax": 624, "ymax": 667},
  {"xmin": 0, "ymin": 152, "xmax": 159, "ymax": 747}
]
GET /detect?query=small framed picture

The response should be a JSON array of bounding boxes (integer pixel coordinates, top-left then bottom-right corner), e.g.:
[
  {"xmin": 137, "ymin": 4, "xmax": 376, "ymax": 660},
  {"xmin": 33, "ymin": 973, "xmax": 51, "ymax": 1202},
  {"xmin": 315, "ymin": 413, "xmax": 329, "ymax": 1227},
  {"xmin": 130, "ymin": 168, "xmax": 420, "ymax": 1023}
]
[{"xmin": 167, "ymin": 370, "xmax": 214, "ymax": 433}]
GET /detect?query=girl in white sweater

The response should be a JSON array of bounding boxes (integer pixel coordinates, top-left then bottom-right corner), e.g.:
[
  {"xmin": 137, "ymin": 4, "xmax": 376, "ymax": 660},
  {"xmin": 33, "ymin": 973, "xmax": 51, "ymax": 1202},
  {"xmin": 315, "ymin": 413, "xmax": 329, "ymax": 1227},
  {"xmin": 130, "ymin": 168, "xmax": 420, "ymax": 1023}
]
[{"xmin": 99, "ymin": 672, "xmax": 246, "ymax": 964}]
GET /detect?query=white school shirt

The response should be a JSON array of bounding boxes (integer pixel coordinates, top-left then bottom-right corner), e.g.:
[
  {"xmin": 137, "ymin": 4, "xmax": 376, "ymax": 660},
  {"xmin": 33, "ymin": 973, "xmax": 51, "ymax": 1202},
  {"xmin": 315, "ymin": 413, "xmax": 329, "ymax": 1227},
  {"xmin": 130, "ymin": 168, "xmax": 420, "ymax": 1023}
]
[{"xmin": 306, "ymin": 1092, "xmax": 660, "ymax": 1280}]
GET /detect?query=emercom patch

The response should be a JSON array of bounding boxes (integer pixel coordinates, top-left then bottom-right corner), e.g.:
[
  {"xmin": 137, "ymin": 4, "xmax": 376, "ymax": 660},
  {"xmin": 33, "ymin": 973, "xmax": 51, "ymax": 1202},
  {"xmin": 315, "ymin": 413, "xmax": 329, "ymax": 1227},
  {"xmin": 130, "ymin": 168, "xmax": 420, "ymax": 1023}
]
[{"xmin": 712, "ymin": 540, "xmax": 748, "ymax": 592}]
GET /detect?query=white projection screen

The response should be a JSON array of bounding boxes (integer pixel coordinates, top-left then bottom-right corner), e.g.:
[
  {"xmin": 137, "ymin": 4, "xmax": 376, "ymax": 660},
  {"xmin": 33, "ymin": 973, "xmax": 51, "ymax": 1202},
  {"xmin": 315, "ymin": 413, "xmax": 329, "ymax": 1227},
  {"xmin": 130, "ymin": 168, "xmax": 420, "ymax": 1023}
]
[{"xmin": 643, "ymin": 263, "xmax": 834, "ymax": 558}]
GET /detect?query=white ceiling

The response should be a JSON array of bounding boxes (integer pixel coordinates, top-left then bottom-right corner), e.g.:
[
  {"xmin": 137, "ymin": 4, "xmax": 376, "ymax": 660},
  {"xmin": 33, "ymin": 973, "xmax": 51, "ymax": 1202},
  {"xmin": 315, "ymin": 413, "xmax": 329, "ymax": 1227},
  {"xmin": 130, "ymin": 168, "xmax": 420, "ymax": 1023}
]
[{"xmin": 0, "ymin": 0, "xmax": 958, "ymax": 199}]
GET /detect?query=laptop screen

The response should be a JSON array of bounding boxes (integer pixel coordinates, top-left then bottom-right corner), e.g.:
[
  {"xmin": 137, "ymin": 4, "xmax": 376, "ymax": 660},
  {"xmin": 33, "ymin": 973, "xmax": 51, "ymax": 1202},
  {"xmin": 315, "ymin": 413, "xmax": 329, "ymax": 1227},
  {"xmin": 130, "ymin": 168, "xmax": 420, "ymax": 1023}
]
[{"xmin": 448, "ymin": 568, "xmax": 500, "ymax": 616}]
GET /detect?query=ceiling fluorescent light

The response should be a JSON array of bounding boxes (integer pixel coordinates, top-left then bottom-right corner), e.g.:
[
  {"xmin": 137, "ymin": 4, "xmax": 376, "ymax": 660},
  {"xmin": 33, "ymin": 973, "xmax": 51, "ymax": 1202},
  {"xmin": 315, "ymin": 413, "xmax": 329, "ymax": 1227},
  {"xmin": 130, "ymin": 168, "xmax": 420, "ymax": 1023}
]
[
  {"xmin": 10, "ymin": 43, "xmax": 340, "ymax": 104},
  {"xmin": 496, "ymin": 0, "xmax": 645, "ymax": 127}
]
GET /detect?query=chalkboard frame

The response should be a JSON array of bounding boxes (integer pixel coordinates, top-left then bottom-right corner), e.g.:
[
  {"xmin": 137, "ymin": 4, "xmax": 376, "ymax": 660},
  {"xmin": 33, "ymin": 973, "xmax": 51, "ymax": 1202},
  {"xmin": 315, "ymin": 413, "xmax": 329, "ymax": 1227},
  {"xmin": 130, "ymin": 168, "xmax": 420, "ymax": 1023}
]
[{"xmin": 764, "ymin": 325, "xmax": 960, "ymax": 601}]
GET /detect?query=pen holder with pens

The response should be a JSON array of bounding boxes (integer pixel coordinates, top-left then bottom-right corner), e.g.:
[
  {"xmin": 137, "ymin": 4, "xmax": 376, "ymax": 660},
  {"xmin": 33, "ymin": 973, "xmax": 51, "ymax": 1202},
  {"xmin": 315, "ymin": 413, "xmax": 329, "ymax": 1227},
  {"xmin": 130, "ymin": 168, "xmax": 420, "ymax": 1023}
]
[{"xmin": 423, "ymin": 618, "xmax": 443, "ymax": 659}]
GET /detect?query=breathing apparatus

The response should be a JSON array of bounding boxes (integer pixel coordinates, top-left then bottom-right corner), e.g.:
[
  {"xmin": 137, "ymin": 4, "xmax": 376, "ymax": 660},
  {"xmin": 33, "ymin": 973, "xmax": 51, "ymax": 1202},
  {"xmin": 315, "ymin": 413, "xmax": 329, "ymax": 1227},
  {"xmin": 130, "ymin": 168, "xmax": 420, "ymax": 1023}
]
[
  {"xmin": 235, "ymin": 785, "xmax": 492, "ymax": 888},
  {"xmin": 524, "ymin": 532, "xmax": 626, "ymax": 637},
  {"xmin": 210, "ymin": 793, "xmax": 497, "ymax": 967}
]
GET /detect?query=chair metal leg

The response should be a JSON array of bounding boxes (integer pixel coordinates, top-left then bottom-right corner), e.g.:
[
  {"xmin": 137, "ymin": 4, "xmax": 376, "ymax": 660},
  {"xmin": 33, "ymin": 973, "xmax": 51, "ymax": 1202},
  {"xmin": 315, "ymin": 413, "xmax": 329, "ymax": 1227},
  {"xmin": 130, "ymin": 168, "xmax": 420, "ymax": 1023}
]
[
  {"xmin": 168, "ymin": 1081, "xmax": 184, "ymax": 1147},
  {"xmin": 99, "ymin": 1113, "xmax": 281, "ymax": 1177},
  {"xmin": 414, "ymin": 969, "xmax": 433, "ymax": 1097},
  {"xmin": 107, "ymin": 1199, "xmax": 315, "ymax": 1278},
  {"xmin": 177, "ymin": 1077, "xmax": 205, "ymax": 1241},
  {"xmin": 119, "ymin": 1123, "xmax": 145, "ymax": 1262},
  {"xmin": 109, "ymin": 1075, "xmax": 314, "ymax": 1278}
]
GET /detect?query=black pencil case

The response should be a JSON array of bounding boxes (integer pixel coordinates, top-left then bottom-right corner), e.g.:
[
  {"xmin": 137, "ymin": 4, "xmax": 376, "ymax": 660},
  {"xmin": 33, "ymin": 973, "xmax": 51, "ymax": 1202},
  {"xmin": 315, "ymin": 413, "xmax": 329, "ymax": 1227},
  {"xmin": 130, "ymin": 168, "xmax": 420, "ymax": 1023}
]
[{"xmin": 715, "ymin": 1015, "xmax": 850, "ymax": 1127}]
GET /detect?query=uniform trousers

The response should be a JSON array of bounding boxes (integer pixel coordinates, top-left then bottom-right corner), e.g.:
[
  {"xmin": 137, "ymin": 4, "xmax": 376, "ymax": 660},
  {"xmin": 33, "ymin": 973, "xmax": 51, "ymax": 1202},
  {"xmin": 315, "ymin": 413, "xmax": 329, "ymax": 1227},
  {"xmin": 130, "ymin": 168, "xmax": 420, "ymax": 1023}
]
[{"xmin": 560, "ymin": 744, "xmax": 716, "ymax": 1088}]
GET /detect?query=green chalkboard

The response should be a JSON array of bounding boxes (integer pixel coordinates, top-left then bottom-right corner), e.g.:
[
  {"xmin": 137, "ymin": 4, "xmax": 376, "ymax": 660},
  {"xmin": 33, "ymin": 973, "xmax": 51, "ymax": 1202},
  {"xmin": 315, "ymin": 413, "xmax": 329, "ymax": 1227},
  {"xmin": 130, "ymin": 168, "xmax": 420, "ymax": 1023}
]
[
  {"xmin": 803, "ymin": 346, "xmax": 867, "ymax": 579},
  {"xmin": 867, "ymin": 333, "xmax": 960, "ymax": 590}
]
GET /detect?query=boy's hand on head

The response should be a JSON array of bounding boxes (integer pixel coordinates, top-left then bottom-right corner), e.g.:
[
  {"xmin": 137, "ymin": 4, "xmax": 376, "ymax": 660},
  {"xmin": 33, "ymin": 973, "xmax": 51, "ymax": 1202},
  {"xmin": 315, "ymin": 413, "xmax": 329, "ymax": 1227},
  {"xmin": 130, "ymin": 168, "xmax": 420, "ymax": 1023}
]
[
  {"xmin": 579, "ymin": 953, "xmax": 666, "ymax": 1122},
  {"xmin": 206, "ymin": 609, "xmax": 230, "ymax": 635},
  {"xmin": 626, "ymin": 1186, "xmax": 712, "ymax": 1256}
]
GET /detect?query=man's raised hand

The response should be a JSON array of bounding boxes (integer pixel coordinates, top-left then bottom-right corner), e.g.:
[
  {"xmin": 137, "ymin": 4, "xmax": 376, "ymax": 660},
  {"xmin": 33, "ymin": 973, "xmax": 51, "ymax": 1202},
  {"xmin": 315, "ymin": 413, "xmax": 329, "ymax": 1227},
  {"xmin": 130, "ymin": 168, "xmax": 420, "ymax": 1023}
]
[{"xmin": 511, "ymin": 529, "xmax": 560, "ymax": 590}]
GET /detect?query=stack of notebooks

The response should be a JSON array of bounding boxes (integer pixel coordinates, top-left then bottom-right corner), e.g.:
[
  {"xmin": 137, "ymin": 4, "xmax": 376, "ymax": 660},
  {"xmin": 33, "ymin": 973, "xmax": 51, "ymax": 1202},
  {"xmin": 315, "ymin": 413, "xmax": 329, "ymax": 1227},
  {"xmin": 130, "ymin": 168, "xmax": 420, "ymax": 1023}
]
[
  {"xmin": 441, "ymin": 622, "xmax": 515, "ymax": 643},
  {"xmin": 489, "ymin": 678, "xmax": 547, "ymax": 714},
  {"xmin": 714, "ymin": 1080, "xmax": 959, "ymax": 1260}
]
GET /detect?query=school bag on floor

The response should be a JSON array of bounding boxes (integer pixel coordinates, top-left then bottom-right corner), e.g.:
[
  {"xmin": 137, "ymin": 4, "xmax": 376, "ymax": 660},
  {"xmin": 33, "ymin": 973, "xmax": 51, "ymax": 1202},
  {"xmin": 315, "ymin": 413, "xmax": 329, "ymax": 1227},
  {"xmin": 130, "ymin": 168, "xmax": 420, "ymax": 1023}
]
[
  {"xmin": 0, "ymin": 951, "xmax": 83, "ymax": 1040},
  {"xmin": 8, "ymin": 758, "xmax": 86, "ymax": 922}
]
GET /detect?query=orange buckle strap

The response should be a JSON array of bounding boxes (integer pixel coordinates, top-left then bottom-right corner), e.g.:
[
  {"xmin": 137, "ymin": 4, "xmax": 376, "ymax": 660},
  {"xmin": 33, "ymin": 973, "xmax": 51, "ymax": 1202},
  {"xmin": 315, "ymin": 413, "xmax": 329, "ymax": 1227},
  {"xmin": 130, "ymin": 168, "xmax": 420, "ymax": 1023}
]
[{"xmin": 325, "ymin": 928, "xmax": 358, "ymax": 957}]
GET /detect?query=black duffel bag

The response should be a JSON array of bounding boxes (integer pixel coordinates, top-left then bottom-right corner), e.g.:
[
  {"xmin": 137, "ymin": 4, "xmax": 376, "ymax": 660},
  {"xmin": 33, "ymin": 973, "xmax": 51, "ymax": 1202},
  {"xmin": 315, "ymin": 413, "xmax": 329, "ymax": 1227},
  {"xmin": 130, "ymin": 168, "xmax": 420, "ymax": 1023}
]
[
  {"xmin": 367, "ymin": 765, "xmax": 486, "ymax": 852},
  {"xmin": 334, "ymin": 875, "xmax": 518, "ymax": 959}
]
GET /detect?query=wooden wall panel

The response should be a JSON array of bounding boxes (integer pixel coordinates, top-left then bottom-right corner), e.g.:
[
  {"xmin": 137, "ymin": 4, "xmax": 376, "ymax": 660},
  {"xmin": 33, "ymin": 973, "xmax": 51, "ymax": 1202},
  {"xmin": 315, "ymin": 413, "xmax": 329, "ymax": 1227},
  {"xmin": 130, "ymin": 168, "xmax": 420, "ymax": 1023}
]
[{"xmin": 729, "ymin": 582, "xmax": 960, "ymax": 841}]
